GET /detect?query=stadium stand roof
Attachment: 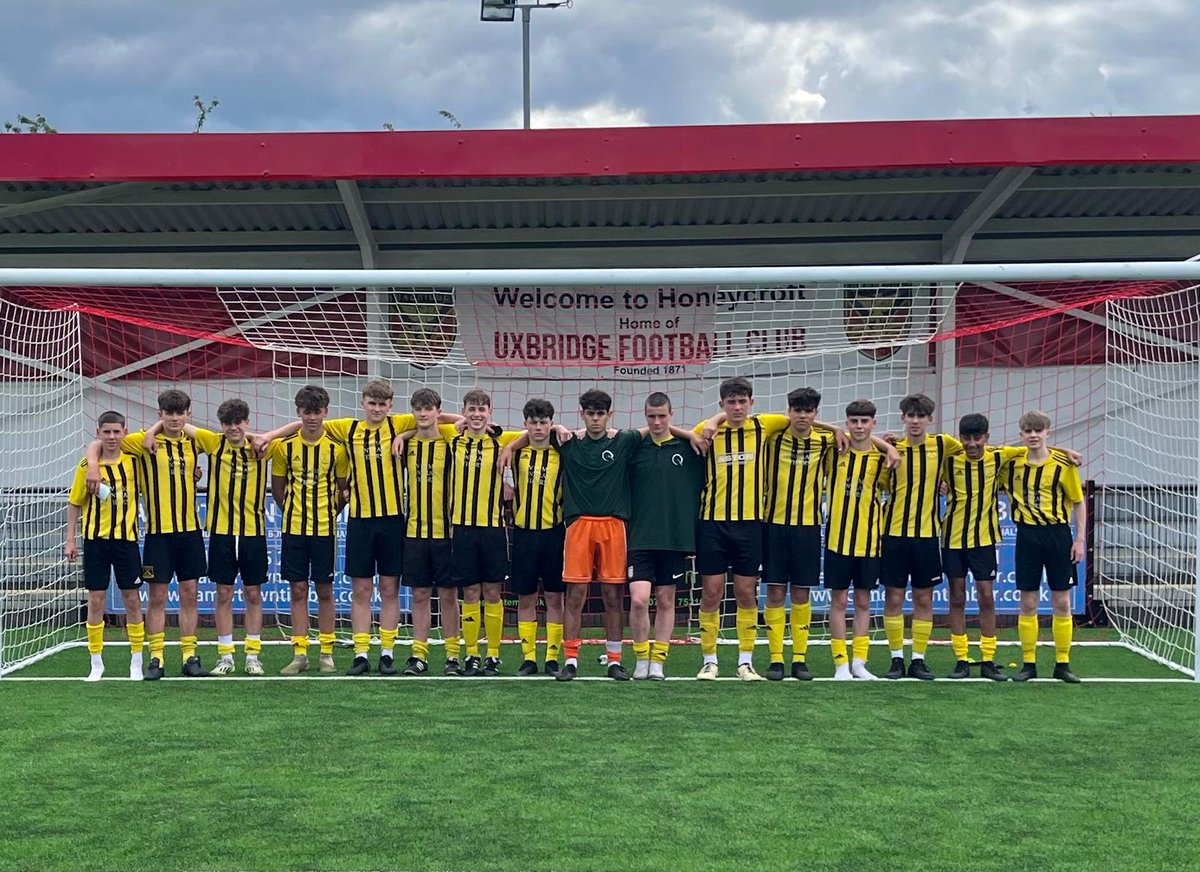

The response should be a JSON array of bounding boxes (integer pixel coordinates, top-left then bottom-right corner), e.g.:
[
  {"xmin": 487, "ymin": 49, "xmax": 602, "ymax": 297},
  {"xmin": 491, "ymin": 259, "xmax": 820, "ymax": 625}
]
[{"xmin": 1, "ymin": 114, "xmax": 1199, "ymax": 269}]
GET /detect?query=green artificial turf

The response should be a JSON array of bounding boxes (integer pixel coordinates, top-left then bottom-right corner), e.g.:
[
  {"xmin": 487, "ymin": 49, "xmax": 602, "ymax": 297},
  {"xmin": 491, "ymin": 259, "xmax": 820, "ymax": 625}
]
[{"xmin": 1, "ymin": 637, "xmax": 1197, "ymax": 870}]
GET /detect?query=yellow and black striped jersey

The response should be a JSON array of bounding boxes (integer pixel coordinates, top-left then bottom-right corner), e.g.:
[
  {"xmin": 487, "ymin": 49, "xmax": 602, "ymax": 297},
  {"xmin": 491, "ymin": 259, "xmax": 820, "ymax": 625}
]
[
  {"xmin": 270, "ymin": 434, "xmax": 349, "ymax": 537},
  {"xmin": 884, "ymin": 433, "xmax": 963, "ymax": 538},
  {"xmin": 192, "ymin": 428, "xmax": 268, "ymax": 537},
  {"xmin": 68, "ymin": 454, "xmax": 139, "ymax": 542},
  {"xmin": 694, "ymin": 414, "xmax": 790, "ymax": 522},
  {"xmin": 121, "ymin": 431, "xmax": 201, "ymax": 534},
  {"xmin": 825, "ymin": 447, "xmax": 891, "ymax": 557},
  {"xmin": 941, "ymin": 446, "xmax": 1026, "ymax": 549},
  {"xmin": 1005, "ymin": 451, "xmax": 1084, "ymax": 526},
  {"xmin": 512, "ymin": 444, "xmax": 564, "ymax": 530},
  {"xmin": 404, "ymin": 426, "xmax": 458, "ymax": 539},
  {"xmin": 764, "ymin": 428, "xmax": 836, "ymax": 526},
  {"xmin": 324, "ymin": 415, "xmax": 414, "ymax": 519},
  {"xmin": 448, "ymin": 430, "xmax": 523, "ymax": 527}
]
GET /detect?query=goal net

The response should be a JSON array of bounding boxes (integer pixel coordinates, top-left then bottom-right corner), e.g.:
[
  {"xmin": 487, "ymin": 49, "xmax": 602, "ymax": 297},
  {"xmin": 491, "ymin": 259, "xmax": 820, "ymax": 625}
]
[{"xmin": 1, "ymin": 265, "xmax": 1196, "ymax": 677}]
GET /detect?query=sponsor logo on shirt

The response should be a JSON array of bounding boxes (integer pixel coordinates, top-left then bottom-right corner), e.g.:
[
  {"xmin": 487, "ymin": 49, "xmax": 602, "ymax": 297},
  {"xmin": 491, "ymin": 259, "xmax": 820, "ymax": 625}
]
[{"xmin": 716, "ymin": 452, "xmax": 754, "ymax": 464}]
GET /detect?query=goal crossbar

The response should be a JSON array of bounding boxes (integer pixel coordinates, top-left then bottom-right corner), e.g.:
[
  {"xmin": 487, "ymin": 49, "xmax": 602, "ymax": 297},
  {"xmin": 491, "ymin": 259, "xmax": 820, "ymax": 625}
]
[{"xmin": 4, "ymin": 261, "xmax": 1200, "ymax": 288}]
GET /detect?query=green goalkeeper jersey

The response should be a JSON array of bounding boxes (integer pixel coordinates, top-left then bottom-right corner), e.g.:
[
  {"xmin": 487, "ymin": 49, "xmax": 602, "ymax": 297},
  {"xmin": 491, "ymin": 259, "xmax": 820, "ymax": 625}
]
[
  {"xmin": 628, "ymin": 434, "xmax": 704, "ymax": 552},
  {"xmin": 553, "ymin": 428, "xmax": 641, "ymax": 524}
]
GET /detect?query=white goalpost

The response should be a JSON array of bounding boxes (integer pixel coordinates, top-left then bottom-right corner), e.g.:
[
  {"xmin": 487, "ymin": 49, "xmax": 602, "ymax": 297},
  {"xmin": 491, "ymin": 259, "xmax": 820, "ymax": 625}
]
[
  {"xmin": 1, "ymin": 263, "xmax": 1197, "ymax": 679},
  {"xmin": 0, "ymin": 293, "xmax": 85, "ymax": 674}
]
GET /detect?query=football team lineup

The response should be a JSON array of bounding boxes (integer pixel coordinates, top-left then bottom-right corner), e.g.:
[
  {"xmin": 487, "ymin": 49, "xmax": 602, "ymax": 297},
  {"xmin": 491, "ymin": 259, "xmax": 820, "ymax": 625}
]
[
  {"xmin": 66, "ymin": 375, "xmax": 1092, "ymax": 685},
  {"xmin": 4, "ymin": 19, "xmax": 1200, "ymax": 863}
]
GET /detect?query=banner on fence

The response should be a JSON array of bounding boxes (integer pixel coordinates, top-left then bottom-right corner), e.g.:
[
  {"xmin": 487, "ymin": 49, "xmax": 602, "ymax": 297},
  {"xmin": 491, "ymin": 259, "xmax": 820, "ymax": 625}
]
[{"xmin": 107, "ymin": 498, "xmax": 1083, "ymax": 616}]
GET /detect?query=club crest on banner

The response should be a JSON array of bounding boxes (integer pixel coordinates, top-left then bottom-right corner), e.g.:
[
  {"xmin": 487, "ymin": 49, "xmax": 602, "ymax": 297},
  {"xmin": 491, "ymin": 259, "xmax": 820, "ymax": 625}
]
[{"xmin": 843, "ymin": 284, "xmax": 915, "ymax": 361}]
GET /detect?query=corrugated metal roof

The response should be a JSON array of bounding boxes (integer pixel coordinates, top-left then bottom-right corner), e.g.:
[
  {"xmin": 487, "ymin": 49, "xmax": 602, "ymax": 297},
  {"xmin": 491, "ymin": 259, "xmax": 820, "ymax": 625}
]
[
  {"xmin": 1001, "ymin": 188, "xmax": 1200, "ymax": 219},
  {"xmin": 2, "ymin": 163, "xmax": 1199, "ymax": 267}
]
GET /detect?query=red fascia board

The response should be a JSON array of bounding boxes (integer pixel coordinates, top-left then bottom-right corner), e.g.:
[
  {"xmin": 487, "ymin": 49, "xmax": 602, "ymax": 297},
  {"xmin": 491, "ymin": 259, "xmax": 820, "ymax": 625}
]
[{"xmin": 1, "ymin": 115, "xmax": 1199, "ymax": 183}]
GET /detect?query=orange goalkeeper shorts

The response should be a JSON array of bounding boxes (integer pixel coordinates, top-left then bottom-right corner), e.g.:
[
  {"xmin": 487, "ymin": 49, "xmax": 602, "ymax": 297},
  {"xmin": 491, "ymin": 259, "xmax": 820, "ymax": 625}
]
[{"xmin": 563, "ymin": 516, "xmax": 627, "ymax": 584}]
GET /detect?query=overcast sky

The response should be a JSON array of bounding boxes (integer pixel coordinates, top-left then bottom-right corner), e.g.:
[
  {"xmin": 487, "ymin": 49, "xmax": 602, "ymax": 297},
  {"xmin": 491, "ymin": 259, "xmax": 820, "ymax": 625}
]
[{"xmin": 2, "ymin": 0, "xmax": 1197, "ymax": 133}]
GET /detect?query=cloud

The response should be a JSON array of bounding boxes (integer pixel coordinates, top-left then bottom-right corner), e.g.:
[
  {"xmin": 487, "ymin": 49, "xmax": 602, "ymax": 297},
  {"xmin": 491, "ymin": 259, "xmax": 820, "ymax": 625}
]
[
  {"xmin": 0, "ymin": 69, "xmax": 29, "ymax": 115},
  {"xmin": 52, "ymin": 34, "xmax": 163, "ymax": 73},
  {"xmin": 0, "ymin": 0, "xmax": 1197, "ymax": 133},
  {"xmin": 512, "ymin": 100, "xmax": 649, "ymax": 129}
]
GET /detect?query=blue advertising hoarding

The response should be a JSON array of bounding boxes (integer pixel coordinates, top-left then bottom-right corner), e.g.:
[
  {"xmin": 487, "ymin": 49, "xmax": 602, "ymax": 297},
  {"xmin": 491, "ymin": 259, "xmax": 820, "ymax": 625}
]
[
  {"xmin": 107, "ymin": 497, "xmax": 411, "ymax": 615},
  {"xmin": 782, "ymin": 493, "xmax": 1087, "ymax": 615},
  {"xmin": 107, "ymin": 495, "xmax": 1085, "ymax": 616}
]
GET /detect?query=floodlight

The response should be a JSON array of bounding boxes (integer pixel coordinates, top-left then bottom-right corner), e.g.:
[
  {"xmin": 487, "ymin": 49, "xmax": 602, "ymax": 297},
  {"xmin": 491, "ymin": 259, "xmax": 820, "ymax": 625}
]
[
  {"xmin": 479, "ymin": 0, "xmax": 571, "ymax": 128},
  {"xmin": 481, "ymin": 0, "xmax": 517, "ymax": 22}
]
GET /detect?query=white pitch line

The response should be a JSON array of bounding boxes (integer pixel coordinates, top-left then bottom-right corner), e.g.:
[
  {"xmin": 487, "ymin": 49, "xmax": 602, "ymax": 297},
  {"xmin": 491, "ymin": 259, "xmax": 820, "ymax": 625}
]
[
  {"xmin": 0, "ymin": 675, "xmax": 1191, "ymax": 684},
  {"xmin": 38, "ymin": 639, "xmax": 1138, "ymax": 648}
]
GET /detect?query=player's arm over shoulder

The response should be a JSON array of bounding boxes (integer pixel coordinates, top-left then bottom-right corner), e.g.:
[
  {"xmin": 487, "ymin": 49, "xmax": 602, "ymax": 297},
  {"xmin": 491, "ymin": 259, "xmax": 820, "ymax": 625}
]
[
  {"xmin": 940, "ymin": 433, "xmax": 964, "ymax": 456},
  {"xmin": 390, "ymin": 413, "xmax": 417, "ymax": 433},
  {"xmin": 119, "ymin": 430, "xmax": 146, "ymax": 455},
  {"xmin": 321, "ymin": 417, "xmax": 354, "ymax": 441},
  {"xmin": 755, "ymin": 413, "xmax": 791, "ymax": 434},
  {"xmin": 549, "ymin": 425, "xmax": 574, "ymax": 450},
  {"xmin": 996, "ymin": 445, "xmax": 1027, "ymax": 463},
  {"xmin": 190, "ymin": 426, "xmax": 222, "ymax": 454},
  {"xmin": 615, "ymin": 427, "xmax": 645, "ymax": 447}
]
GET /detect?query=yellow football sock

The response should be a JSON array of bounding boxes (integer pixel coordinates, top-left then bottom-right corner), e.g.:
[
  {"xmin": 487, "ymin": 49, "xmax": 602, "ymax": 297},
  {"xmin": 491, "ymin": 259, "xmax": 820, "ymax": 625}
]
[
  {"xmin": 764, "ymin": 606, "xmax": 786, "ymax": 663},
  {"xmin": 980, "ymin": 635, "xmax": 997, "ymax": 663},
  {"xmin": 180, "ymin": 635, "xmax": 198, "ymax": 661},
  {"xmin": 217, "ymin": 640, "xmax": 235, "ymax": 657},
  {"xmin": 484, "ymin": 602, "xmax": 504, "ymax": 659},
  {"xmin": 86, "ymin": 622, "xmax": 104, "ymax": 655},
  {"xmin": 518, "ymin": 620, "xmax": 538, "ymax": 662},
  {"xmin": 852, "ymin": 635, "xmax": 870, "ymax": 662},
  {"xmin": 546, "ymin": 622, "xmax": 563, "ymax": 662},
  {"xmin": 292, "ymin": 635, "xmax": 309, "ymax": 656},
  {"xmin": 148, "ymin": 632, "xmax": 165, "ymax": 662},
  {"xmin": 318, "ymin": 632, "xmax": 335, "ymax": 655},
  {"xmin": 790, "ymin": 601, "xmax": 811, "ymax": 663},
  {"xmin": 632, "ymin": 641, "xmax": 650, "ymax": 661},
  {"xmin": 462, "ymin": 602, "xmax": 482, "ymax": 651},
  {"xmin": 1053, "ymin": 616, "xmax": 1073, "ymax": 664},
  {"xmin": 126, "ymin": 621, "xmax": 145, "ymax": 651},
  {"xmin": 245, "ymin": 635, "xmax": 262, "ymax": 656},
  {"xmin": 830, "ymin": 638, "xmax": 848, "ymax": 666},
  {"xmin": 735, "ymin": 607, "xmax": 758, "ymax": 653},
  {"xmin": 650, "ymin": 640, "xmax": 669, "ymax": 663},
  {"xmin": 951, "ymin": 633, "xmax": 969, "ymax": 660},
  {"xmin": 699, "ymin": 609, "xmax": 719, "ymax": 656},
  {"xmin": 1018, "ymin": 615, "xmax": 1039, "ymax": 664},
  {"xmin": 379, "ymin": 626, "xmax": 397, "ymax": 656},
  {"xmin": 884, "ymin": 613, "xmax": 905, "ymax": 653},
  {"xmin": 445, "ymin": 636, "xmax": 461, "ymax": 660},
  {"xmin": 413, "ymin": 640, "xmax": 429, "ymax": 662},
  {"xmin": 911, "ymin": 619, "xmax": 932, "ymax": 658},
  {"xmin": 352, "ymin": 632, "xmax": 370, "ymax": 656}
]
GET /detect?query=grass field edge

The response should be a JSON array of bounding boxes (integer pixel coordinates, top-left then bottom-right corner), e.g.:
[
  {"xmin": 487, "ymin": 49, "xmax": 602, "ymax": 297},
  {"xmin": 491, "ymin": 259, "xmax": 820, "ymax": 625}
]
[{"xmin": 2, "ymin": 674, "xmax": 1194, "ymax": 683}]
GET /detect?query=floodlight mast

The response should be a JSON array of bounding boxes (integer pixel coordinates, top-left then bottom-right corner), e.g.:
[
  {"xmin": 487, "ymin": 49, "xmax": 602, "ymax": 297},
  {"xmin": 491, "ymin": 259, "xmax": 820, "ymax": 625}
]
[{"xmin": 480, "ymin": 0, "xmax": 570, "ymax": 129}]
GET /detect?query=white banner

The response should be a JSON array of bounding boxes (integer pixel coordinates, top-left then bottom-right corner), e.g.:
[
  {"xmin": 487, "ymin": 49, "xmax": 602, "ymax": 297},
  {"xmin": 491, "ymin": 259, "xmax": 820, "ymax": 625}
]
[
  {"xmin": 456, "ymin": 283, "xmax": 925, "ymax": 377},
  {"xmin": 457, "ymin": 285, "xmax": 718, "ymax": 378}
]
